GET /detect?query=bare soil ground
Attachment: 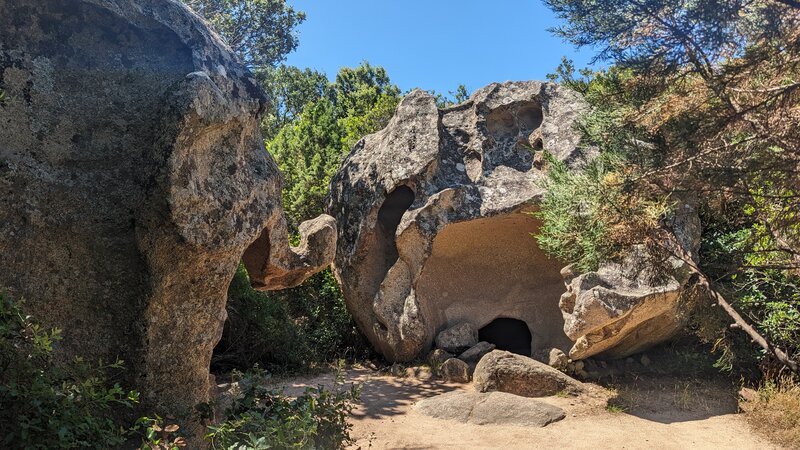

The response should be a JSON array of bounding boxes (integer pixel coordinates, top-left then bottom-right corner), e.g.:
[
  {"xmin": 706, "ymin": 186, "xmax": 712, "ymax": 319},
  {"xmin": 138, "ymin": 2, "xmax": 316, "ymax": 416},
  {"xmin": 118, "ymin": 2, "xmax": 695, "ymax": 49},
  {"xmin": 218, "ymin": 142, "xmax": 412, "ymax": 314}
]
[{"xmin": 272, "ymin": 367, "xmax": 777, "ymax": 450}]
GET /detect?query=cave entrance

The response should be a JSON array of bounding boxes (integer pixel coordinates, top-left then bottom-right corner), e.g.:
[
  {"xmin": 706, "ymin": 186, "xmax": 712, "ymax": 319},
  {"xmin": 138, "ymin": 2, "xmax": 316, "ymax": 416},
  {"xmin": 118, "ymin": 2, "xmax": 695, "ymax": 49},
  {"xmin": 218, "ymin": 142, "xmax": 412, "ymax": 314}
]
[
  {"xmin": 479, "ymin": 318, "xmax": 532, "ymax": 356},
  {"xmin": 376, "ymin": 185, "xmax": 415, "ymax": 268}
]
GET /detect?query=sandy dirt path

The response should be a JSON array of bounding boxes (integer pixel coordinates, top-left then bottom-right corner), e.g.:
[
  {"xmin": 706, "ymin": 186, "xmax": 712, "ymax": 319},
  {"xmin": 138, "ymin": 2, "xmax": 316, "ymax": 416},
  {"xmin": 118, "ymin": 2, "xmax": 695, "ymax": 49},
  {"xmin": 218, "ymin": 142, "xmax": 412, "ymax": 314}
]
[{"xmin": 273, "ymin": 368, "xmax": 776, "ymax": 450}]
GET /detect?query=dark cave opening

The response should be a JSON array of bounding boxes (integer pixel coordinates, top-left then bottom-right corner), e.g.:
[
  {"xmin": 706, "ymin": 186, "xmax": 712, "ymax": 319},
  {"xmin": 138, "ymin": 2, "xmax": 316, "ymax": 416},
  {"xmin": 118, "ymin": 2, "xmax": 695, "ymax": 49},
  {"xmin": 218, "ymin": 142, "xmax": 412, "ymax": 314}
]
[
  {"xmin": 376, "ymin": 185, "xmax": 415, "ymax": 268},
  {"xmin": 479, "ymin": 317, "xmax": 533, "ymax": 356}
]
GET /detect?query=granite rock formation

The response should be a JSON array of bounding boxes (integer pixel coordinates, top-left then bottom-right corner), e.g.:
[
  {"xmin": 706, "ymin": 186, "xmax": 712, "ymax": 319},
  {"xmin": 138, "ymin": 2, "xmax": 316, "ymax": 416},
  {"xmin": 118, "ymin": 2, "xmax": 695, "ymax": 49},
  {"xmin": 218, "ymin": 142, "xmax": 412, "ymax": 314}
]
[
  {"xmin": 327, "ymin": 81, "xmax": 587, "ymax": 362},
  {"xmin": 0, "ymin": 0, "xmax": 334, "ymax": 413},
  {"xmin": 559, "ymin": 206, "xmax": 701, "ymax": 360},
  {"xmin": 327, "ymin": 80, "xmax": 700, "ymax": 363}
]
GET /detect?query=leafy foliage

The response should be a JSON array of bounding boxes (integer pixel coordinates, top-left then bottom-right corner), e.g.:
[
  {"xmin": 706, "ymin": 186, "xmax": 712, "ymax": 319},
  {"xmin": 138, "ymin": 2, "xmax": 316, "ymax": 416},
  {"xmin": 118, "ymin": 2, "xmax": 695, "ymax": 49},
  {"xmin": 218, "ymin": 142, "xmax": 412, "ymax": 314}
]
[
  {"xmin": 206, "ymin": 366, "xmax": 360, "ymax": 450},
  {"xmin": 540, "ymin": 0, "xmax": 800, "ymax": 372},
  {"xmin": 269, "ymin": 62, "xmax": 402, "ymax": 231},
  {"xmin": 257, "ymin": 65, "xmax": 332, "ymax": 140},
  {"xmin": 432, "ymin": 84, "xmax": 470, "ymax": 108},
  {"xmin": 183, "ymin": 0, "xmax": 305, "ymax": 69},
  {"xmin": 214, "ymin": 265, "xmax": 370, "ymax": 374},
  {"xmin": 0, "ymin": 291, "xmax": 141, "ymax": 449},
  {"xmin": 536, "ymin": 152, "xmax": 667, "ymax": 272}
]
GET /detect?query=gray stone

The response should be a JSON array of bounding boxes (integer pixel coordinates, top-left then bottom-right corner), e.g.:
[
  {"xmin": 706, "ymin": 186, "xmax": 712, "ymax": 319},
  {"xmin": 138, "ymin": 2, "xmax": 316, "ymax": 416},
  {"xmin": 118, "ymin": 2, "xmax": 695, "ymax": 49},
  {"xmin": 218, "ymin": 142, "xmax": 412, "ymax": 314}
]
[
  {"xmin": 415, "ymin": 391, "xmax": 565, "ymax": 427},
  {"xmin": 435, "ymin": 323, "xmax": 479, "ymax": 354},
  {"xmin": 427, "ymin": 348, "xmax": 454, "ymax": 367},
  {"xmin": 440, "ymin": 358, "xmax": 470, "ymax": 383},
  {"xmin": 474, "ymin": 350, "xmax": 583, "ymax": 397},
  {"xmin": 458, "ymin": 341, "xmax": 496, "ymax": 363},
  {"xmin": 327, "ymin": 81, "xmax": 587, "ymax": 362},
  {"xmin": 547, "ymin": 348, "xmax": 570, "ymax": 371},
  {"xmin": 0, "ymin": 0, "xmax": 334, "ymax": 416}
]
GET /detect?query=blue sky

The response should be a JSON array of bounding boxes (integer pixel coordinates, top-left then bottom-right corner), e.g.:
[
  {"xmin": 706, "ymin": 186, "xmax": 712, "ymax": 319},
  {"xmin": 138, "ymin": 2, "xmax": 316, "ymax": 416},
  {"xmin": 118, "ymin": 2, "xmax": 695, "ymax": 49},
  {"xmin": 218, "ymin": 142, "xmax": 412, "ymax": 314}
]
[{"xmin": 284, "ymin": 0, "xmax": 598, "ymax": 96}]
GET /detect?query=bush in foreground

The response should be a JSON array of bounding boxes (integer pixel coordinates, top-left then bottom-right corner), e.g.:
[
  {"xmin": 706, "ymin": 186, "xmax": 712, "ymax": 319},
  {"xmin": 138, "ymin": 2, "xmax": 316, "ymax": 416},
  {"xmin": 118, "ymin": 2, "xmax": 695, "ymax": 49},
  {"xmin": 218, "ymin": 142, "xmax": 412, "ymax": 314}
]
[
  {"xmin": 743, "ymin": 380, "xmax": 800, "ymax": 449},
  {"xmin": 207, "ymin": 365, "xmax": 360, "ymax": 450},
  {"xmin": 0, "ymin": 291, "xmax": 140, "ymax": 449}
]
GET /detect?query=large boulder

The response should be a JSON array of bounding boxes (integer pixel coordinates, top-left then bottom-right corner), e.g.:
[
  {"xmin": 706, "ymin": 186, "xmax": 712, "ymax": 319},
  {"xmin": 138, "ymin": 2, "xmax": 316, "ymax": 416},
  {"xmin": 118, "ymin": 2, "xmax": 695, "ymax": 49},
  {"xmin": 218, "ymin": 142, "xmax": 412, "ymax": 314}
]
[
  {"xmin": 473, "ymin": 350, "xmax": 583, "ymax": 397},
  {"xmin": 327, "ymin": 81, "xmax": 587, "ymax": 361},
  {"xmin": 0, "ymin": 0, "xmax": 334, "ymax": 414}
]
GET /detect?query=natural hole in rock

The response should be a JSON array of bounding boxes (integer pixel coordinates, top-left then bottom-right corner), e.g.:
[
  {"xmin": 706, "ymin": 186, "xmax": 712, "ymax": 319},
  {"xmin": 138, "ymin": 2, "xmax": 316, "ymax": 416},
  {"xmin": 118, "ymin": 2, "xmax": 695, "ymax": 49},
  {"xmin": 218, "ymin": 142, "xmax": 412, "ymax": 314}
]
[
  {"xmin": 377, "ymin": 185, "xmax": 415, "ymax": 269},
  {"xmin": 486, "ymin": 109, "xmax": 519, "ymax": 138},
  {"xmin": 517, "ymin": 104, "xmax": 543, "ymax": 131},
  {"xmin": 240, "ymin": 227, "xmax": 271, "ymax": 289},
  {"xmin": 479, "ymin": 317, "xmax": 533, "ymax": 356}
]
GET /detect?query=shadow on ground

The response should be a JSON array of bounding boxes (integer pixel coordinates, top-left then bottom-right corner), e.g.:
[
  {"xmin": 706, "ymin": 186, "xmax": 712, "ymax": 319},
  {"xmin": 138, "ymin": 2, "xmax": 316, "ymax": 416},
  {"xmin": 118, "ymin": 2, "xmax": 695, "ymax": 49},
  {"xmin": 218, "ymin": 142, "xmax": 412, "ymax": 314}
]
[
  {"xmin": 603, "ymin": 374, "xmax": 739, "ymax": 423},
  {"xmin": 270, "ymin": 367, "xmax": 461, "ymax": 419}
]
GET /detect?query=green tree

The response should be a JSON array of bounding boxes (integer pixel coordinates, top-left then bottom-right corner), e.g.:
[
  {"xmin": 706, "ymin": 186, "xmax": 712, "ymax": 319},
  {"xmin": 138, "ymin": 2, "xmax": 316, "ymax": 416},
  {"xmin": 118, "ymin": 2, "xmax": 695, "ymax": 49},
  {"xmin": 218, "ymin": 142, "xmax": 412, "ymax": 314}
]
[
  {"xmin": 269, "ymin": 62, "xmax": 402, "ymax": 230},
  {"xmin": 183, "ymin": 0, "xmax": 305, "ymax": 69},
  {"xmin": 432, "ymin": 84, "xmax": 470, "ymax": 108},
  {"xmin": 269, "ymin": 98, "xmax": 342, "ymax": 229},
  {"xmin": 257, "ymin": 65, "xmax": 332, "ymax": 140},
  {"xmin": 539, "ymin": 0, "xmax": 800, "ymax": 373},
  {"xmin": 333, "ymin": 62, "xmax": 400, "ymax": 117}
]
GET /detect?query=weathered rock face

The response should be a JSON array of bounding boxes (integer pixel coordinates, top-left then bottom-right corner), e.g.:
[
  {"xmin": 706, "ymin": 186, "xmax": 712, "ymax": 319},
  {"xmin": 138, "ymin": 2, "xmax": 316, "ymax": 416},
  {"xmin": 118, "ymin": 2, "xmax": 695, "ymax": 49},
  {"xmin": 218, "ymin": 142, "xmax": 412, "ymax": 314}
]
[
  {"xmin": 0, "ymin": 0, "xmax": 333, "ymax": 413},
  {"xmin": 560, "ymin": 244, "xmax": 697, "ymax": 360},
  {"xmin": 328, "ymin": 81, "xmax": 587, "ymax": 362}
]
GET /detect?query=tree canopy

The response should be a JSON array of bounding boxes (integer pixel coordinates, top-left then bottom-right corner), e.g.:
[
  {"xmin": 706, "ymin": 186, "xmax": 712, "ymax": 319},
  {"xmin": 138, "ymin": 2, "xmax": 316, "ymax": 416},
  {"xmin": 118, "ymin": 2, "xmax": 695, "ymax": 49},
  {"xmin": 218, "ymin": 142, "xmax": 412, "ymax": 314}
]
[
  {"xmin": 268, "ymin": 62, "xmax": 403, "ymax": 231},
  {"xmin": 183, "ymin": 0, "xmax": 305, "ymax": 69}
]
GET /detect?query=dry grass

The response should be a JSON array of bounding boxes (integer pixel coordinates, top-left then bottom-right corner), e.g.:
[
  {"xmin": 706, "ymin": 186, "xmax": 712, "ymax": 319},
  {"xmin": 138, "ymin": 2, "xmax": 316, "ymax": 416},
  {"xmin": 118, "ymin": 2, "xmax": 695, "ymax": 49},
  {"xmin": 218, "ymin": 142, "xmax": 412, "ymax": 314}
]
[{"xmin": 743, "ymin": 380, "xmax": 800, "ymax": 450}]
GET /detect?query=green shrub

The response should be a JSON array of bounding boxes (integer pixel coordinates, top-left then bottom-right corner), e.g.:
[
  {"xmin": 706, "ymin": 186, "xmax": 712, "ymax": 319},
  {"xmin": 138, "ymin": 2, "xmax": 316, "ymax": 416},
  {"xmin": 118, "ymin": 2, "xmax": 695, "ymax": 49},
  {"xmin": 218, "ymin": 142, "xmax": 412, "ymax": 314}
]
[
  {"xmin": 213, "ymin": 264, "xmax": 306, "ymax": 371},
  {"xmin": 214, "ymin": 265, "xmax": 371, "ymax": 374},
  {"xmin": 206, "ymin": 365, "xmax": 360, "ymax": 450},
  {"xmin": 0, "ymin": 291, "xmax": 140, "ymax": 449}
]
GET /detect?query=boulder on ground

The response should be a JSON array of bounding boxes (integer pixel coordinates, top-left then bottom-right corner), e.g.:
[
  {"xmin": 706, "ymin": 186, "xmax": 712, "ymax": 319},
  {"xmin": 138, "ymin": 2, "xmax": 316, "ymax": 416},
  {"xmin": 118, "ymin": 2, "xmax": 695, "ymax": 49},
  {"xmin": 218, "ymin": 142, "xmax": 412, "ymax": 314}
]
[
  {"xmin": 458, "ymin": 341, "xmax": 496, "ymax": 363},
  {"xmin": 435, "ymin": 323, "xmax": 479, "ymax": 354},
  {"xmin": 559, "ymin": 231, "xmax": 699, "ymax": 360},
  {"xmin": 474, "ymin": 350, "xmax": 582, "ymax": 397},
  {"xmin": 439, "ymin": 358, "xmax": 470, "ymax": 383},
  {"xmin": 415, "ymin": 391, "xmax": 565, "ymax": 427},
  {"xmin": 428, "ymin": 348, "xmax": 454, "ymax": 367},
  {"xmin": 0, "ymin": 0, "xmax": 334, "ymax": 414},
  {"xmin": 547, "ymin": 348, "xmax": 570, "ymax": 371}
]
